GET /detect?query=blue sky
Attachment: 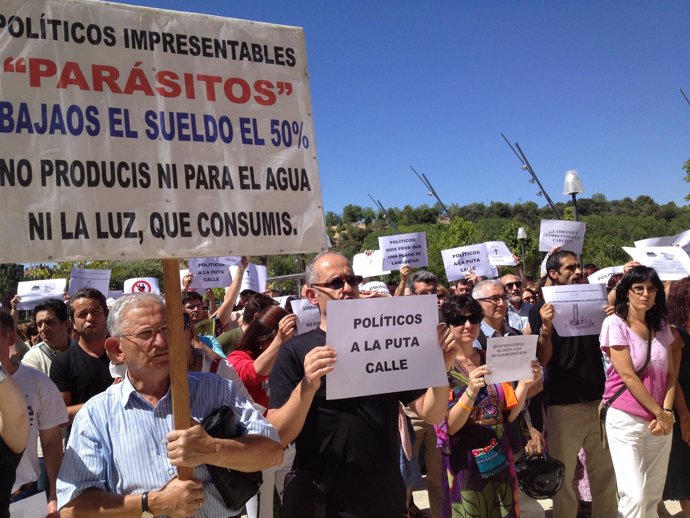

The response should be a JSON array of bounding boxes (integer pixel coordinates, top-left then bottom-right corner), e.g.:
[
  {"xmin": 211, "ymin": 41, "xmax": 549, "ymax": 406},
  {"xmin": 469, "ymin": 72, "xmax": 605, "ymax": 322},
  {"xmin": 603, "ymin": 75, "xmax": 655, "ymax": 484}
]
[{"xmin": 112, "ymin": 1, "xmax": 690, "ymax": 215}]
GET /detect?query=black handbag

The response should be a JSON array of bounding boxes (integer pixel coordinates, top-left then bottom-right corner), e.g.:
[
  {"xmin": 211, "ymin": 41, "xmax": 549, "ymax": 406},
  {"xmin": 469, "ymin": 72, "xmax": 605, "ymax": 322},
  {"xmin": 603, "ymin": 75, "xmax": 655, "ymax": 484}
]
[{"xmin": 201, "ymin": 406, "xmax": 263, "ymax": 510}]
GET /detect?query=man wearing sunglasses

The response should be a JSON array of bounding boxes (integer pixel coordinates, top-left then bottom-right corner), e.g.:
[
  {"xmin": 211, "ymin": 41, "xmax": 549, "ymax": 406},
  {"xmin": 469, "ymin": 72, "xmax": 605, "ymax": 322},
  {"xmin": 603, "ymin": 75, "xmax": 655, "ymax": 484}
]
[
  {"xmin": 268, "ymin": 252, "xmax": 457, "ymax": 518},
  {"xmin": 500, "ymin": 274, "xmax": 531, "ymax": 332}
]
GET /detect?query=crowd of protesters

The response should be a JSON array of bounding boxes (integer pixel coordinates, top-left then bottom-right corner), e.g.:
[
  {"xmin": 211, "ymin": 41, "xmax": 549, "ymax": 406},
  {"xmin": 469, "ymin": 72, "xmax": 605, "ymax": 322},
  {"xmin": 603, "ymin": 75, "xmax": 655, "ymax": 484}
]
[{"xmin": 1, "ymin": 248, "xmax": 690, "ymax": 518}]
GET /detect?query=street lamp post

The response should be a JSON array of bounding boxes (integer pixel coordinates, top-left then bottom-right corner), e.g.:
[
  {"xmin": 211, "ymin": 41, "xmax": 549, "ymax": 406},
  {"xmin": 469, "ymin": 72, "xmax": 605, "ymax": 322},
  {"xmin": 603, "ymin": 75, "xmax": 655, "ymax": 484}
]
[
  {"xmin": 563, "ymin": 169, "xmax": 584, "ymax": 222},
  {"xmin": 517, "ymin": 227, "xmax": 527, "ymax": 279}
]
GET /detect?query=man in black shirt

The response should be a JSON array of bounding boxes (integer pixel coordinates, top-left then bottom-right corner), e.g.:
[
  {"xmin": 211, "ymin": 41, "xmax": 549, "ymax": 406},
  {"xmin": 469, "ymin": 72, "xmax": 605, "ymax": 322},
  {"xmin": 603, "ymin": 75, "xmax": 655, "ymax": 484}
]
[
  {"xmin": 50, "ymin": 288, "xmax": 112, "ymax": 424},
  {"xmin": 268, "ymin": 252, "xmax": 456, "ymax": 518},
  {"xmin": 529, "ymin": 251, "xmax": 616, "ymax": 518}
]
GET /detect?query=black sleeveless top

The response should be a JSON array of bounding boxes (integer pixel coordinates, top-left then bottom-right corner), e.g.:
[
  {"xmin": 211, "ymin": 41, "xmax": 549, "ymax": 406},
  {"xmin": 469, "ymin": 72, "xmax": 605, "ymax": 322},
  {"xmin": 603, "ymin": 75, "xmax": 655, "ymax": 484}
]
[{"xmin": 0, "ymin": 437, "xmax": 22, "ymax": 518}]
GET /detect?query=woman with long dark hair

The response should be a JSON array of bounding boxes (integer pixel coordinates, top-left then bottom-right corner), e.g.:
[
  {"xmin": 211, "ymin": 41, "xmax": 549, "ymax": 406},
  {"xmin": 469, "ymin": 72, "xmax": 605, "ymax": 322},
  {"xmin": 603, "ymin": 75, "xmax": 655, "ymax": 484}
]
[
  {"xmin": 663, "ymin": 276, "xmax": 690, "ymax": 517},
  {"xmin": 436, "ymin": 295, "xmax": 540, "ymax": 518},
  {"xmin": 600, "ymin": 265, "xmax": 680, "ymax": 518},
  {"xmin": 228, "ymin": 304, "xmax": 296, "ymax": 518}
]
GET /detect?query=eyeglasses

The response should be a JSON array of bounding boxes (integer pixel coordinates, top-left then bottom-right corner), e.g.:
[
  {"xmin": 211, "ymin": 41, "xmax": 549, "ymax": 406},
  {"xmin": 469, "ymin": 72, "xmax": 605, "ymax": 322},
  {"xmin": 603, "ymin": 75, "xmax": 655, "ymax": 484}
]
[
  {"xmin": 522, "ymin": 296, "xmax": 535, "ymax": 303},
  {"xmin": 505, "ymin": 281, "xmax": 522, "ymax": 289},
  {"xmin": 311, "ymin": 275, "xmax": 363, "ymax": 291},
  {"xmin": 630, "ymin": 285, "xmax": 658, "ymax": 296},
  {"xmin": 119, "ymin": 326, "xmax": 168, "ymax": 344},
  {"xmin": 447, "ymin": 314, "xmax": 483, "ymax": 326},
  {"xmin": 476, "ymin": 296, "xmax": 509, "ymax": 305}
]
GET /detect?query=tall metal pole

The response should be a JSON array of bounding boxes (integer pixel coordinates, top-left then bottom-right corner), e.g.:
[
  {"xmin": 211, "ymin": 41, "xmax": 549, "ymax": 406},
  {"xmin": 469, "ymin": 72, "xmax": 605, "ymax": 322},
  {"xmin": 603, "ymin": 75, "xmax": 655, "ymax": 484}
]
[
  {"xmin": 409, "ymin": 166, "xmax": 450, "ymax": 218},
  {"xmin": 501, "ymin": 133, "xmax": 561, "ymax": 219},
  {"xmin": 367, "ymin": 194, "xmax": 399, "ymax": 233}
]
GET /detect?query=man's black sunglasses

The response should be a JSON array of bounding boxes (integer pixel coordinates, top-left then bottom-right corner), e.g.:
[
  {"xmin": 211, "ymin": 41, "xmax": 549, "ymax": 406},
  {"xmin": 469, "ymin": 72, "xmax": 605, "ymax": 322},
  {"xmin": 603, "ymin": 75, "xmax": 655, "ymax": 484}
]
[
  {"xmin": 311, "ymin": 275, "xmax": 363, "ymax": 290},
  {"xmin": 447, "ymin": 314, "xmax": 483, "ymax": 326}
]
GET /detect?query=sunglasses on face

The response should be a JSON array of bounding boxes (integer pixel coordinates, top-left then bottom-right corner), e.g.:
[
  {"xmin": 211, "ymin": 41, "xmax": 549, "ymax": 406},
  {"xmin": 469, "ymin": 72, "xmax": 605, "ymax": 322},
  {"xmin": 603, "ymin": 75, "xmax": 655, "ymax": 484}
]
[
  {"xmin": 447, "ymin": 314, "xmax": 483, "ymax": 326},
  {"xmin": 505, "ymin": 281, "xmax": 522, "ymax": 289},
  {"xmin": 311, "ymin": 275, "xmax": 363, "ymax": 291}
]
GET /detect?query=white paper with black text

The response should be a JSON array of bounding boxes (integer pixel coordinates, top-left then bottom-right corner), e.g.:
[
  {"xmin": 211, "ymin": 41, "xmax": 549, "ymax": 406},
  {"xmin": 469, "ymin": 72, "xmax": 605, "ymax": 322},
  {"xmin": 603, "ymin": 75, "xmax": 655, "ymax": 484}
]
[
  {"xmin": 541, "ymin": 284, "xmax": 607, "ymax": 337},
  {"xmin": 326, "ymin": 295, "xmax": 445, "ymax": 400}
]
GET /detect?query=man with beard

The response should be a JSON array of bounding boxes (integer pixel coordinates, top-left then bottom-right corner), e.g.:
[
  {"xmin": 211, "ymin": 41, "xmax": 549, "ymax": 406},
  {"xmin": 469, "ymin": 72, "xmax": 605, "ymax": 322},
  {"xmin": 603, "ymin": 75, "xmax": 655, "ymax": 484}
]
[
  {"xmin": 529, "ymin": 251, "xmax": 616, "ymax": 518},
  {"xmin": 50, "ymin": 288, "xmax": 112, "ymax": 423}
]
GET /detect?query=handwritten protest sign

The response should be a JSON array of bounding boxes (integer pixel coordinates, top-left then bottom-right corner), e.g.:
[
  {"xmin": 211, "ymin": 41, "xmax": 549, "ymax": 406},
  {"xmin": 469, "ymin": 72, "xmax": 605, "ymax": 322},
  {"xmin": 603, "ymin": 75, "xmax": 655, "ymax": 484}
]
[
  {"xmin": 124, "ymin": 277, "xmax": 160, "ymax": 295},
  {"xmin": 326, "ymin": 295, "xmax": 446, "ymax": 399},
  {"xmin": 623, "ymin": 246, "xmax": 690, "ymax": 280},
  {"xmin": 0, "ymin": 0, "xmax": 325, "ymax": 262},
  {"xmin": 352, "ymin": 250, "xmax": 391, "ymax": 278},
  {"xmin": 441, "ymin": 244, "xmax": 493, "ymax": 281},
  {"xmin": 69, "ymin": 267, "xmax": 111, "ymax": 296},
  {"xmin": 539, "ymin": 220, "xmax": 586, "ymax": 254},
  {"xmin": 542, "ymin": 284, "xmax": 607, "ymax": 337},
  {"xmin": 484, "ymin": 335, "xmax": 537, "ymax": 385},
  {"xmin": 290, "ymin": 298, "xmax": 321, "ymax": 335},
  {"xmin": 17, "ymin": 279, "xmax": 67, "ymax": 310},
  {"xmin": 379, "ymin": 232, "xmax": 428, "ymax": 271}
]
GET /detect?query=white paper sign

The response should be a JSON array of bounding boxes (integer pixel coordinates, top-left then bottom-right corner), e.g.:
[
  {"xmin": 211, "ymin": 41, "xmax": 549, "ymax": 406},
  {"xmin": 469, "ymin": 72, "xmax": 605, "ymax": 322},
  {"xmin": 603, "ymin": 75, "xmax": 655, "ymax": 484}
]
[
  {"xmin": 0, "ymin": 0, "xmax": 325, "ymax": 262},
  {"xmin": 379, "ymin": 232, "xmax": 428, "ymax": 270},
  {"xmin": 587, "ymin": 265, "xmax": 624, "ymax": 285},
  {"xmin": 352, "ymin": 250, "xmax": 391, "ymax": 278},
  {"xmin": 441, "ymin": 244, "xmax": 493, "ymax": 282},
  {"xmin": 290, "ymin": 298, "xmax": 321, "ymax": 335},
  {"xmin": 623, "ymin": 246, "xmax": 690, "ymax": 281},
  {"xmin": 123, "ymin": 277, "xmax": 161, "ymax": 295},
  {"xmin": 9, "ymin": 490, "xmax": 47, "ymax": 518},
  {"xmin": 635, "ymin": 229, "xmax": 690, "ymax": 255},
  {"xmin": 539, "ymin": 220, "xmax": 587, "ymax": 254},
  {"xmin": 326, "ymin": 295, "xmax": 446, "ymax": 400},
  {"xmin": 188, "ymin": 257, "xmax": 232, "ymax": 290},
  {"xmin": 542, "ymin": 284, "xmax": 607, "ymax": 337},
  {"xmin": 69, "ymin": 267, "xmax": 111, "ymax": 296},
  {"xmin": 16, "ymin": 278, "xmax": 67, "ymax": 310},
  {"xmin": 484, "ymin": 335, "xmax": 538, "ymax": 385},
  {"xmin": 484, "ymin": 241, "xmax": 516, "ymax": 266},
  {"xmin": 230, "ymin": 263, "xmax": 267, "ymax": 295}
]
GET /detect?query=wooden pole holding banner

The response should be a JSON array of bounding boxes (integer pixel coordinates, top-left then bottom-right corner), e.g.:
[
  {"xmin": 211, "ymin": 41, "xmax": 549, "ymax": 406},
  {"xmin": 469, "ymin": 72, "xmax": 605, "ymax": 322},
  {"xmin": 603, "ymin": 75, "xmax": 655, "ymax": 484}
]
[{"xmin": 162, "ymin": 258, "xmax": 193, "ymax": 481}]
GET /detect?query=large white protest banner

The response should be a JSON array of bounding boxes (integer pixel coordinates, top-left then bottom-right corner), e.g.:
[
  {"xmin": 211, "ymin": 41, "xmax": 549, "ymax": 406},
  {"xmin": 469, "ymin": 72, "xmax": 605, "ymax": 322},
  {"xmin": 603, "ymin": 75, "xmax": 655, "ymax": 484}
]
[
  {"xmin": 326, "ymin": 295, "xmax": 446, "ymax": 400},
  {"xmin": 623, "ymin": 246, "xmax": 690, "ymax": 280},
  {"xmin": 441, "ymin": 244, "xmax": 493, "ymax": 282},
  {"xmin": 542, "ymin": 284, "xmax": 608, "ymax": 337},
  {"xmin": 16, "ymin": 278, "xmax": 67, "ymax": 310},
  {"xmin": 539, "ymin": 220, "xmax": 586, "ymax": 254},
  {"xmin": 0, "ymin": 0, "xmax": 325, "ymax": 262},
  {"xmin": 352, "ymin": 250, "xmax": 391, "ymax": 278},
  {"xmin": 484, "ymin": 335, "xmax": 537, "ymax": 385},
  {"xmin": 379, "ymin": 232, "xmax": 428, "ymax": 271},
  {"xmin": 69, "ymin": 267, "xmax": 111, "ymax": 296}
]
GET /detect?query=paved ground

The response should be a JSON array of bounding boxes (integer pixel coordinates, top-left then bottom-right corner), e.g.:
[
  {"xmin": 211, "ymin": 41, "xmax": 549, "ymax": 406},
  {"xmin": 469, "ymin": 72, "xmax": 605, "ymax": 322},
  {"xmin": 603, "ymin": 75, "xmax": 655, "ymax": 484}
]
[{"xmin": 411, "ymin": 488, "xmax": 684, "ymax": 517}]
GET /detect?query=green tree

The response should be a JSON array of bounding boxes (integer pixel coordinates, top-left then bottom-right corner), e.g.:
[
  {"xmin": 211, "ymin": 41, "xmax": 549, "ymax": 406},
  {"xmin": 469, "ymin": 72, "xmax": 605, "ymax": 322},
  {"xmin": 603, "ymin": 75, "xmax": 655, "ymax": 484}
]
[
  {"xmin": 0, "ymin": 264, "xmax": 22, "ymax": 305},
  {"xmin": 684, "ymin": 159, "xmax": 690, "ymax": 201}
]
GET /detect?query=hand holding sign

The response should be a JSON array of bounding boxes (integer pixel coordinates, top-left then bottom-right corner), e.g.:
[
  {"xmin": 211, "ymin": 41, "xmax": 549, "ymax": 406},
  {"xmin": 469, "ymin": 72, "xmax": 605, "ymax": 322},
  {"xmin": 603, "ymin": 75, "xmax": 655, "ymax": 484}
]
[{"xmin": 303, "ymin": 346, "xmax": 337, "ymax": 392}]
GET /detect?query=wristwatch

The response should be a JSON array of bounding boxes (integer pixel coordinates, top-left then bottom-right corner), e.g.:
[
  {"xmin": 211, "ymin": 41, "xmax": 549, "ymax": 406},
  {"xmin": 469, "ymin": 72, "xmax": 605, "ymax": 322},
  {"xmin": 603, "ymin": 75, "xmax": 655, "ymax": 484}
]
[
  {"xmin": 141, "ymin": 492, "xmax": 153, "ymax": 518},
  {"xmin": 0, "ymin": 364, "xmax": 7, "ymax": 384}
]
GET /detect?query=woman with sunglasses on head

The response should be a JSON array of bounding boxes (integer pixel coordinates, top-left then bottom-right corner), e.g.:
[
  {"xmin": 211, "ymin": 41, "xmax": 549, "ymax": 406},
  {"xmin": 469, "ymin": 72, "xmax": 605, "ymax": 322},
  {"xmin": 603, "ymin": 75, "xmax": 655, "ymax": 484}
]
[
  {"xmin": 436, "ymin": 295, "xmax": 541, "ymax": 518},
  {"xmin": 600, "ymin": 265, "xmax": 680, "ymax": 518},
  {"xmin": 228, "ymin": 305, "xmax": 297, "ymax": 518}
]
